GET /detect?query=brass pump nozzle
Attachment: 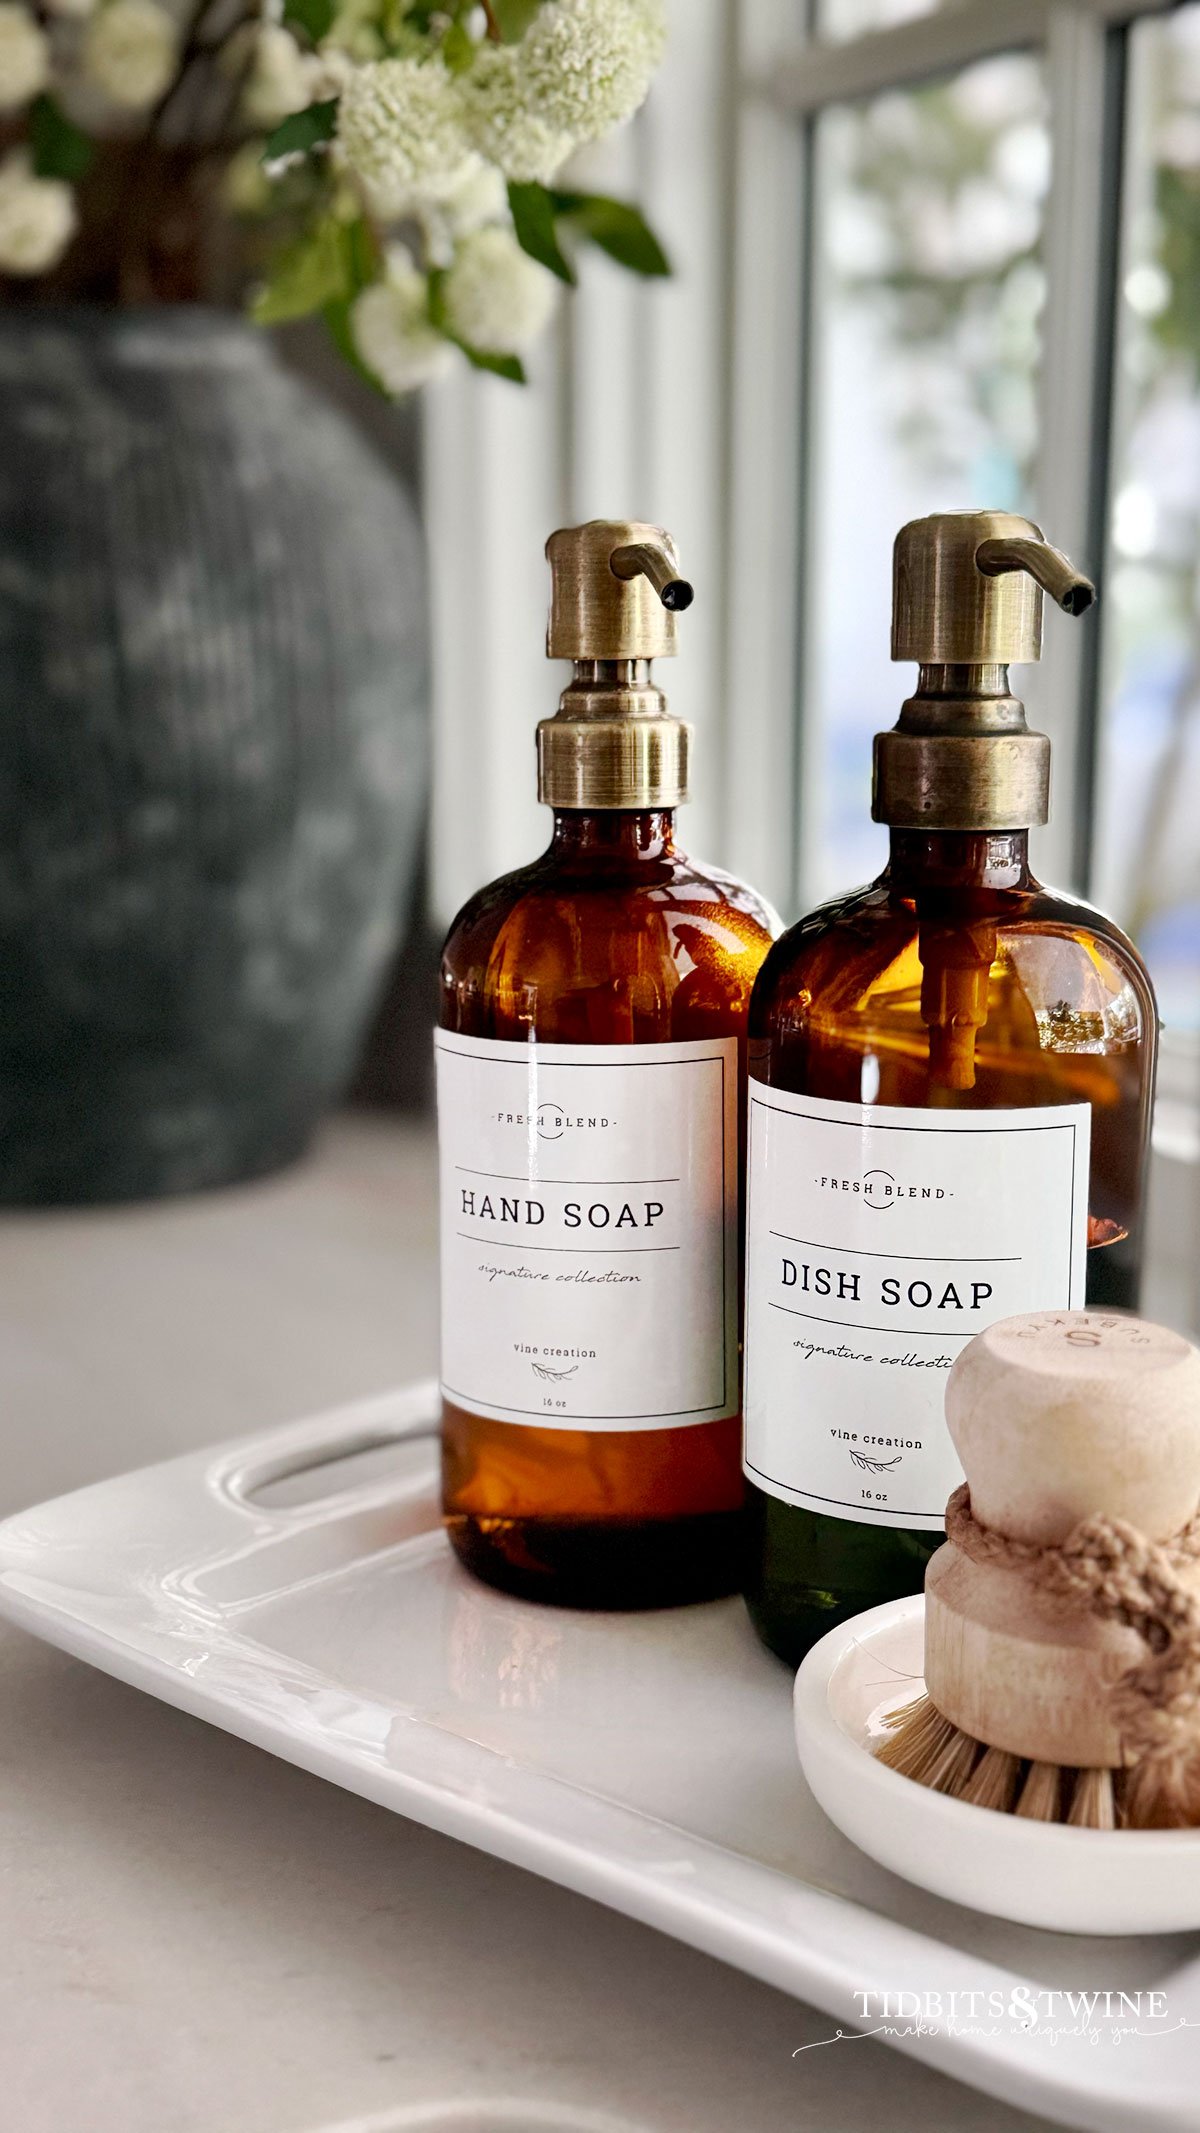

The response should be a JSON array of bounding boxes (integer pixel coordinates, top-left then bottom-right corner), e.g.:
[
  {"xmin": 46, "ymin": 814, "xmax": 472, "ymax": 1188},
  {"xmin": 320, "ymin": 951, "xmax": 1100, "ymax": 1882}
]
[
  {"xmin": 609, "ymin": 541, "xmax": 695, "ymax": 613},
  {"xmin": 975, "ymin": 536, "xmax": 1095, "ymax": 619},
  {"xmin": 538, "ymin": 519, "xmax": 694, "ymax": 809},
  {"xmin": 875, "ymin": 509, "xmax": 1097, "ymax": 832},
  {"xmin": 879, "ymin": 511, "xmax": 1098, "ymax": 1089},
  {"xmin": 545, "ymin": 519, "xmax": 692, "ymax": 662}
]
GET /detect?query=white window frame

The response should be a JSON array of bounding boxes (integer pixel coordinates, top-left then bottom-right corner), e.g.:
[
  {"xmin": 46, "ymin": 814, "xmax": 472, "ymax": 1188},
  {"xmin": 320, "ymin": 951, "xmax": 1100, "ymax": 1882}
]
[{"xmin": 747, "ymin": 0, "xmax": 1169, "ymax": 912}]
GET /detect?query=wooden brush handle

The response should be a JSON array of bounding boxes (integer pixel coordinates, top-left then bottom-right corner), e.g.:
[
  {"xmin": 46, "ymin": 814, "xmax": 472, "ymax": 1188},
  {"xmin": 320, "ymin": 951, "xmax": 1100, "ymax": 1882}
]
[
  {"xmin": 925, "ymin": 1541, "xmax": 1142, "ymax": 1766},
  {"xmin": 946, "ymin": 1311, "xmax": 1200, "ymax": 1546},
  {"xmin": 925, "ymin": 1309, "xmax": 1200, "ymax": 1768}
]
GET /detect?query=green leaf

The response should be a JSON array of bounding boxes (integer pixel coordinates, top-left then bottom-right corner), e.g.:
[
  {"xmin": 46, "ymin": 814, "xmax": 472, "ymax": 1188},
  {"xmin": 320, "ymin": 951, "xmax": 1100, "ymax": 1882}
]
[
  {"xmin": 507, "ymin": 180, "xmax": 576, "ymax": 285},
  {"xmin": 491, "ymin": 0, "xmax": 540, "ymax": 39},
  {"xmin": 28, "ymin": 95, "xmax": 93, "ymax": 184},
  {"xmin": 456, "ymin": 344, "xmax": 526, "ymax": 382},
  {"xmin": 426, "ymin": 264, "xmax": 449, "ymax": 327},
  {"xmin": 283, "ymin": 0, "xmax": 336, "ymax": 40},
  {"xmin": 551, "ymin": 191, "xmax": 671, "ymax": 278},
  {"xmin": 441, "ymin": 19, "xmax": 475, "ymax": 72},
  {"xmin": 261, "ymin": 99, "xmax": 338, "ymax": 167},
  {"xmin": 316, "ymin": 221, "xmax": 382, "ymax": 381},
  {"xmin": 342, "ymin": 213, "xmax": 380, "ymax": 293},
  {"xmin": 323, "ymin": 296, "xmax": 388, "ymax": 392},
  {"xmin": 380, "ymin": 0, "xmax": 429, "ymax": 52},
  {"xmin": 252, "ymin": 215, "xmax": 354, "ymax": 324}
]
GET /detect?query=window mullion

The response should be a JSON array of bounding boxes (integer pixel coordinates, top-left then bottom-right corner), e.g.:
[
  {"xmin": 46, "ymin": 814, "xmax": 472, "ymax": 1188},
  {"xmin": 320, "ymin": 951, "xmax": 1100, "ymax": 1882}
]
[
  {"xmin": 1025, "ymin": 2, "xmax": 1123, "ymax": 890},
  {"xmin": 721, "ymin": 0, "xmax": 810, "ymax": 915},
  {"xmin": 774, "ymin": 0, "xmax": 1051, "ymax": 112},
  {"xmin": 770, "ymin": 0, "xmax": 1163, "ymax": 116}
]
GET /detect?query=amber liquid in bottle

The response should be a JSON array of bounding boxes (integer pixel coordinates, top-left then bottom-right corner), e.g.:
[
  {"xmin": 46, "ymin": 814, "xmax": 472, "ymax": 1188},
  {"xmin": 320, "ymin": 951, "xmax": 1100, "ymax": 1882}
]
[
  {"xmin": 744, "ymin": 829, "xmax": 1157, "ymax": 1666},
  {"xmin": 440, "ymin": 807, "xmax": 776, "ymax": 1608}
]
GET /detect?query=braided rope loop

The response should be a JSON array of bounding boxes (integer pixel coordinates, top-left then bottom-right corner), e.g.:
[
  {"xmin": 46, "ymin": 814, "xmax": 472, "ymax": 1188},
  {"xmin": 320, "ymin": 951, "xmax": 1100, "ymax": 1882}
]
[{"xmin": 943, "ymin": 1485, "xmax": 1200, "ymax": 1767}]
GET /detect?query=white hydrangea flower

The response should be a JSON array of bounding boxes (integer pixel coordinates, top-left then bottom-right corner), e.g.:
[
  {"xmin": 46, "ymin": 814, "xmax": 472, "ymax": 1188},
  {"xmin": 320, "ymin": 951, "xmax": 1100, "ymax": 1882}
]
[
  {"xmin": 462, "ymin": 58, "xmax": 572, "ymax": 185},
  {"xmin": 240, "ymin": 25, "xmax": 318, "ymax": 129},
  {"xmin": 336, "ymin": 57, "xmax": 475, "ymax": 219},
  {"xmin": 0, "ymin": 152, "xmax": 76, "ymax": 273},
  {"xmin": 464, "ymin": 0, "xmax": 666, "ymax": 183},
  {"xmin": 351, "ymin": 258, "xmax": 453, "ymax": 395},
  {"xmin": 440, "ymin": 158, "xmax": 508, "ymax": 237},
  {"xmin": 83, "ymin": 0, "xmax": 178, "ymax": 110},
  {"xmin": 0, "ymin": 4, "xmax": 50, "ymax": 112},
  {"xmin": 442, "ymin": 223, "xmax": 558, "ymax": 354},
  {"xmin": 402, "ymin": 156, "xmax": 506, "ymax": 268}
]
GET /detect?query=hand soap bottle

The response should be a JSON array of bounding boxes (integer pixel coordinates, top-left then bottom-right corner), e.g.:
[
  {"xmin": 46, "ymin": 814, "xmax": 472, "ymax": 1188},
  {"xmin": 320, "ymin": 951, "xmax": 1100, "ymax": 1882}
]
[
  {"xmin": 437, "ymin": 520, "xmax": 777, "ymax": 1608},
  {"xmin": 742, "ymin": 510, "xmax": 1158, "ymax": 1665}
]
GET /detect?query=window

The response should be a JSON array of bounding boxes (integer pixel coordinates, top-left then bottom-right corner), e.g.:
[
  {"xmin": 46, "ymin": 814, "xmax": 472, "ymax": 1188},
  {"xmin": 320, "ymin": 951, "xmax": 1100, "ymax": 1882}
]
[
  {"xmin": 806, "ymin": 53, "xmax": 1050, "ymax": 897},
  {"xmin": 764, "ymin": 0, "xmax": 1200, "ymax": 1046},
  {"xmin": 1094, "ymin": 3, "xmax": 1200, "ymax": 1034}
]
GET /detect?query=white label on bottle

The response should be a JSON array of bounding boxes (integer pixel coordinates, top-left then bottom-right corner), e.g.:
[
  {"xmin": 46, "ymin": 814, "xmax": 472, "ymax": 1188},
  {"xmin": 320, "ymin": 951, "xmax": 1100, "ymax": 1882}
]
[
  {"xmin": 743, "ymin": 1085, "xmax": 1090, "ymax": 1528},
  {"xmin": 435, "ymin": 1031, "xmax": 739, "ymax": 1431}
]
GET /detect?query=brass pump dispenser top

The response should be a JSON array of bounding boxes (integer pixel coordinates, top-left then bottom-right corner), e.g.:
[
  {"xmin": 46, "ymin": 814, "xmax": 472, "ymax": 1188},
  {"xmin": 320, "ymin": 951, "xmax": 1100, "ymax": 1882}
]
[
  {"xmin": 873, "ymin": 509, "xmax": 1096, "ymax": 831},
  {"xmin": 538, "ymin": 519, "xmax": 694, "ymax": 810}
]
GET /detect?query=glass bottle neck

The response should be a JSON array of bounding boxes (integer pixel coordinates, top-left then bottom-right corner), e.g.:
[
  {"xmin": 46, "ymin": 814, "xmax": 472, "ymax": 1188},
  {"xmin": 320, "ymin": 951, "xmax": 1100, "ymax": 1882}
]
[
  {"xmin": 887, "ymin": 829, "xmax": 1034, "ymax": 894},
  {"xmin": 550, "ymin": 809, "xmax": 677, "ymax": 865}
]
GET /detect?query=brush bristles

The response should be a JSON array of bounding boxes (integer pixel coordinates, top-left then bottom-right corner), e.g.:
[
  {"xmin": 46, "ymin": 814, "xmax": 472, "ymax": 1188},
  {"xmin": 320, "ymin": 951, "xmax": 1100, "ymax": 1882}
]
[
  {"xmin": 959, "ymin": 1746, "xmax": 1021, "ymax": 1813},
  {"xmin": 871, "ymin": 1700, "xmax": 1153, "ymax": 1828},
  {"xmin": 1015, "ymin": 1761, "xmax": 1063, "ymax": 1821},
  {"xmin": 1066, "ymin": 1767, "xmax": 1117, "ymax": 1830},
  {"xmin": 1122, "ymin": 1755, "xmax": 1200, "ymax": 1829},
  {"xmin": 874, "ymin": 1695, "xmax": 958, "ymax": 1783},
  {"xmin": 875, "ymin": 1694, "xmax": 979, "ymax": 1791},
  {"xmin": 925, "ymin": 1722, "xmax": 981, "ymax": 1795}
]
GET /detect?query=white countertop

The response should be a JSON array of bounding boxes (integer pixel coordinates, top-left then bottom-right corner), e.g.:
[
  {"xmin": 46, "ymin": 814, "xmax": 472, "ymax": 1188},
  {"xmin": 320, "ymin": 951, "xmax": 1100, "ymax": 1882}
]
[{"xmin": 0, "ymin": 1115, "xmax": 1065, "ymax": 2133}]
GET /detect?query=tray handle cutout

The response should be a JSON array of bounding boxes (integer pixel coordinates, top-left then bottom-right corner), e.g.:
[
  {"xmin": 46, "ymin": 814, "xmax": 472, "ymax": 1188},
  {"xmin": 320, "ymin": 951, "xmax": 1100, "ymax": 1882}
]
[
  {"xmin": 224, "ymin": 1382, "xmax": 441, "ymax": 1514},
  {"xmin": 246, "ymin": 1431, "xmax": 436, "ymax": 1509}
]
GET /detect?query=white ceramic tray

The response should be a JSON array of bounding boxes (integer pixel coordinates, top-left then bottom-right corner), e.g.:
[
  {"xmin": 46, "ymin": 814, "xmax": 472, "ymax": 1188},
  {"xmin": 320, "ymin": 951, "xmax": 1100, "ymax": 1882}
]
[{"xmin": 0, "ymin": 1382, "xmax": 1197, "ymax": 2133}]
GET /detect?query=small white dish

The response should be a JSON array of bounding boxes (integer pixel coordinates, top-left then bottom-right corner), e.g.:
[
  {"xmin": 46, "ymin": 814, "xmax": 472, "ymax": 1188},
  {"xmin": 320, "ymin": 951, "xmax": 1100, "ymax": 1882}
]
[{"xmin": 794, "ymin": 1595, "xmax": 1200, "ymax": 1936}]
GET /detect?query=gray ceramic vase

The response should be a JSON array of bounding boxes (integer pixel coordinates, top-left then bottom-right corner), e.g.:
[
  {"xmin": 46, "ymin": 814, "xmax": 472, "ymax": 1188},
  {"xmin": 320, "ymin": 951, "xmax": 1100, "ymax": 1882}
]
[{"xmin": 0, "ymin": 308, "xmax": 428, "ymax": 1203}]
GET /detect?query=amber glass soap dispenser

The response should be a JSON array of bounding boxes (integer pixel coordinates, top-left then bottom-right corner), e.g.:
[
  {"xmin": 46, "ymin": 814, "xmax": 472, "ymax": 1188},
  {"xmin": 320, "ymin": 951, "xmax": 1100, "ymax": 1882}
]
[
  {"xmin": 742, "ymin": 510, "xmax": 1158, "ymax": 1665},
  {"xmin": 437, "ymin": 520, "xmax": 777, "ymax": 1608}
]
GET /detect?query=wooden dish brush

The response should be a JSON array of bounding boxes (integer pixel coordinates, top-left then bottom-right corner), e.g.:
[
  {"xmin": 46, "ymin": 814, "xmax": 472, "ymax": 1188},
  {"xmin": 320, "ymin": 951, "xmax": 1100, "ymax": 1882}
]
[{"xmin": 875, "ymin": 1308, "xmax": 1200, "ymax": 1830}]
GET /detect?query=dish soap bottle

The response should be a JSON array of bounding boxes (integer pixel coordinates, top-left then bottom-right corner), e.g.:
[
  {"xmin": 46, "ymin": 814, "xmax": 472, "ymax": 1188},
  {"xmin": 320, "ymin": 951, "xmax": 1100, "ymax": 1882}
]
[
  {"xmin": 437, "ymin": 520, "xmax": 777, "ymax": 1608},
  {"xmin": 742, "ymin": 510, "xmax": 1158, "ymax": 1665}
]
